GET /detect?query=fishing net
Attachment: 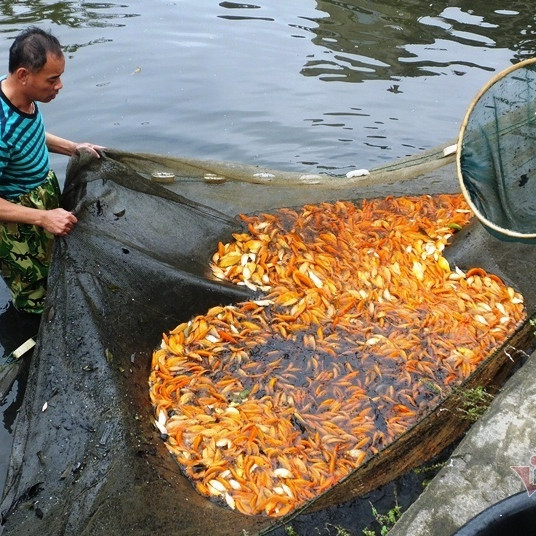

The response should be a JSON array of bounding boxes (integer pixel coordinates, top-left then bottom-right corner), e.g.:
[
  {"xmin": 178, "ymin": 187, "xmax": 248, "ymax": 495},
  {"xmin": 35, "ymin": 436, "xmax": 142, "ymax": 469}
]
[
  {"xmin": 458, "ymin": 57, "xmax": 536, "ymax": 242},
  {"xmin": 1, "ymin": 145, "xmax": 535, "ymax": 536}
]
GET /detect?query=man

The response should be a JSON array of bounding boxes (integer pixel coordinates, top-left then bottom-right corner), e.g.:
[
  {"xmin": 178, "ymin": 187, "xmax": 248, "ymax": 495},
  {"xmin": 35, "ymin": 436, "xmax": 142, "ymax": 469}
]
[{"xmin": 0, "ymin": 27, "xmax": 103, "ymax": 314}]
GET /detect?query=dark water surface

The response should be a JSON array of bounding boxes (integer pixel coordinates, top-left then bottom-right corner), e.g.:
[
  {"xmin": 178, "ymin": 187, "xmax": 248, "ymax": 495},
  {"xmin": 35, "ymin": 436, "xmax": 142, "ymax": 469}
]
[{"xmin": 0, "ymin": 0, "xmax": 534, "ymax": 531}]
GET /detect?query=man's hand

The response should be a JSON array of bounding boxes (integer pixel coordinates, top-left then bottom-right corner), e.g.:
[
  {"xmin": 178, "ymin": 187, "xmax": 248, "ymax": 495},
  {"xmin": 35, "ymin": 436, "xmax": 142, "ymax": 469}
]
[
  {"xmin": 40, "ymin": 208, "xmax": 78, "ymax": 236},
  {"xmin": 0, "ymin": 198, "xmax": 77, "ymax": 235},
  {"xmin": 46, "ymin": 133, "xmax": 105, "ymax": 159},
  {"xmin": 74, "ymin": 142, "xmax": 106, "ymax": 159}
]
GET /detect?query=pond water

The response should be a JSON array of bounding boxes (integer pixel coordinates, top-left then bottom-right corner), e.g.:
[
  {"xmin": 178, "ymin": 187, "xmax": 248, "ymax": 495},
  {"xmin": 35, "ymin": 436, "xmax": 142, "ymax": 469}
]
[
  {"xmin": 0, "ymin": 0, "xmax": 534, "ymax": 529},
  {"xmin": 1, "ymin": 0, "xmax": 532, "ymax": 178}
]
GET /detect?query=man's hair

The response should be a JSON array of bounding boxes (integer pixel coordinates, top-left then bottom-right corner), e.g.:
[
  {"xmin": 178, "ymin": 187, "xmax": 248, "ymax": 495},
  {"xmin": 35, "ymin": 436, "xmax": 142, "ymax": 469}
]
[{"xmin": 9, "ymin": 27, "xmax": 63, "ymax": 73}]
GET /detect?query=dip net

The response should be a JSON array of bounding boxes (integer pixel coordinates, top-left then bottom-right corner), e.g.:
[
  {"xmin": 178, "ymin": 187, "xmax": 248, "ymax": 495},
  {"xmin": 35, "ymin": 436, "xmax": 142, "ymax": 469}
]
[
  {"xmin": 1, "ymin": 146, "xmax": 535, "ymax": 536},
  {"xmin": 458, "ymin": 57, "xmax": 536, "ymax": 242}
]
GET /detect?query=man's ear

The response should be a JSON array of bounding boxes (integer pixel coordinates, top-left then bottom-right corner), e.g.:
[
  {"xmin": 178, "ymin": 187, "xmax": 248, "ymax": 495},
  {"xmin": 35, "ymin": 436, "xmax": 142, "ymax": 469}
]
[{"xmin": 15, "ymin": 67, "xmax": 30, "ymax": 85}]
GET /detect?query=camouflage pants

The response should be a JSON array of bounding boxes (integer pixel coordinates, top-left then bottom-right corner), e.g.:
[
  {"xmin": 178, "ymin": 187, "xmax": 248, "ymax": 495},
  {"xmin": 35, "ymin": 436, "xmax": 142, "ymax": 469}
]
[{"xmin": 0, "ymin": 171, "xmax": 61, "ymax": 314}]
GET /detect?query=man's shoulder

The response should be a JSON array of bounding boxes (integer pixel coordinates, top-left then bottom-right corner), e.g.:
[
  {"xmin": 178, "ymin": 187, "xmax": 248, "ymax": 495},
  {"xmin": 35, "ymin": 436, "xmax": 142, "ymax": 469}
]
[{"xmin": 0, "ymin": 100, "xmax": 11, "ymax": 139}]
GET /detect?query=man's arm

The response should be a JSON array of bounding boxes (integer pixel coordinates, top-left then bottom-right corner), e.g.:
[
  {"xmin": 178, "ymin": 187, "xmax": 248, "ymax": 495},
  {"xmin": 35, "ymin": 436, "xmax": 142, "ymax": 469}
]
[
  {"xmin": 0, "ymin": 196, "xmax": 77, "ymax": 236},
  {"xmin": 0, "ymin": 134, "xmax": 104, "ymax": 234},
  {"xmin": 45, "ymin": 132, "xmax": 104, "ymax": 158}
]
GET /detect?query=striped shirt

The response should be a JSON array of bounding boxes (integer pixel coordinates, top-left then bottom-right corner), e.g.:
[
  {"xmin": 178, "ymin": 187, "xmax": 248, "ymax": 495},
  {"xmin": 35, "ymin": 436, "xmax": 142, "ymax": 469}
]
[{"xmin": 0, "ymin": 78, "xmax": 49, "ymax": 200}]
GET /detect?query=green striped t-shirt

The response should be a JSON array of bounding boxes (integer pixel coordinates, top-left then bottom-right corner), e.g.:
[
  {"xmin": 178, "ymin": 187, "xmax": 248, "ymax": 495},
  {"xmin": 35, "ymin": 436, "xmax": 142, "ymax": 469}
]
[{"xmin": 0, "ymin": 79, "xmax": 50, "ymax": 200}]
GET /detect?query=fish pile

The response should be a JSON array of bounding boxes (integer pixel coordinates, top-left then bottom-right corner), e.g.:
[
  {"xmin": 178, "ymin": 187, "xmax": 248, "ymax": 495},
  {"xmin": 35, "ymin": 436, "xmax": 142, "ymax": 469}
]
[{"xmin": 149, "ymin": 194, "xmax": 526, "ymax": 517}]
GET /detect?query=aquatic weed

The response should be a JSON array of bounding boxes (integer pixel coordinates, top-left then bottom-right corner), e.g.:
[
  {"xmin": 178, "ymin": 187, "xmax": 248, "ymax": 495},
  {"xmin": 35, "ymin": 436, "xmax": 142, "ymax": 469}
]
[
  {"xmin": 362, "ymin": 501, "xmax": 402, "ymax": 536},
  {"xmin": 453, "ymin": 385, "xmax": 495, "ymax": 422}
]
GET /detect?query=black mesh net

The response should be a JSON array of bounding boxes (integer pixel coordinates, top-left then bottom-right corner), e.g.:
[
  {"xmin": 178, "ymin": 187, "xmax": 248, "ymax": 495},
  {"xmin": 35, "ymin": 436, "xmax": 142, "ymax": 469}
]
[{"xmin": 1, "ymin": 146, "xmax": 535, "ymax": 535}]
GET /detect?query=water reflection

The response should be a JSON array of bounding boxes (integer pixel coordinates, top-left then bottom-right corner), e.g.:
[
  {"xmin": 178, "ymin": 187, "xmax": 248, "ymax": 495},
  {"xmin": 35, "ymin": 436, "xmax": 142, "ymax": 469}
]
[
  {"xmin": 0, "ymin": 1, "xmax": 137, "ymax": 31},
  {"xmin": 218, "ymin": 1, "xmax": 274, "ymax": 21},
  {"xmin": 299, "ymin": 0, "xmax": 536, "ymax": 83}
]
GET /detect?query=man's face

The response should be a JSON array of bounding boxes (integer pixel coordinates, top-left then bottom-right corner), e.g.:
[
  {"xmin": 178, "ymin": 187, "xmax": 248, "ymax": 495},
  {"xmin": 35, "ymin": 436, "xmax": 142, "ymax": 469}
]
[{"xmin": 23, "ymin": 52, "xmax": 65, "ymax": 103}]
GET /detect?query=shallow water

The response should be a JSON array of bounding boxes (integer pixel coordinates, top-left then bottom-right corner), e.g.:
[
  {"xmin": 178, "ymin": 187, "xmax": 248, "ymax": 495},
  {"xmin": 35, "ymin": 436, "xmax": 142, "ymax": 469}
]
[{"xmin": 0, "ymin": 0, "xmax": 534, "ymax": 526}]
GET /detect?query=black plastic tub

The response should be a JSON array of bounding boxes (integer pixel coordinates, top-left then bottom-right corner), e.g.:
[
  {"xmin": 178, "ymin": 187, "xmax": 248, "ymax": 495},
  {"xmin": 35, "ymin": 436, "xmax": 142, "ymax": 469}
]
[{"xmin": 454, "ymin": 491, "xmax": 536, "ymax": 536}]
